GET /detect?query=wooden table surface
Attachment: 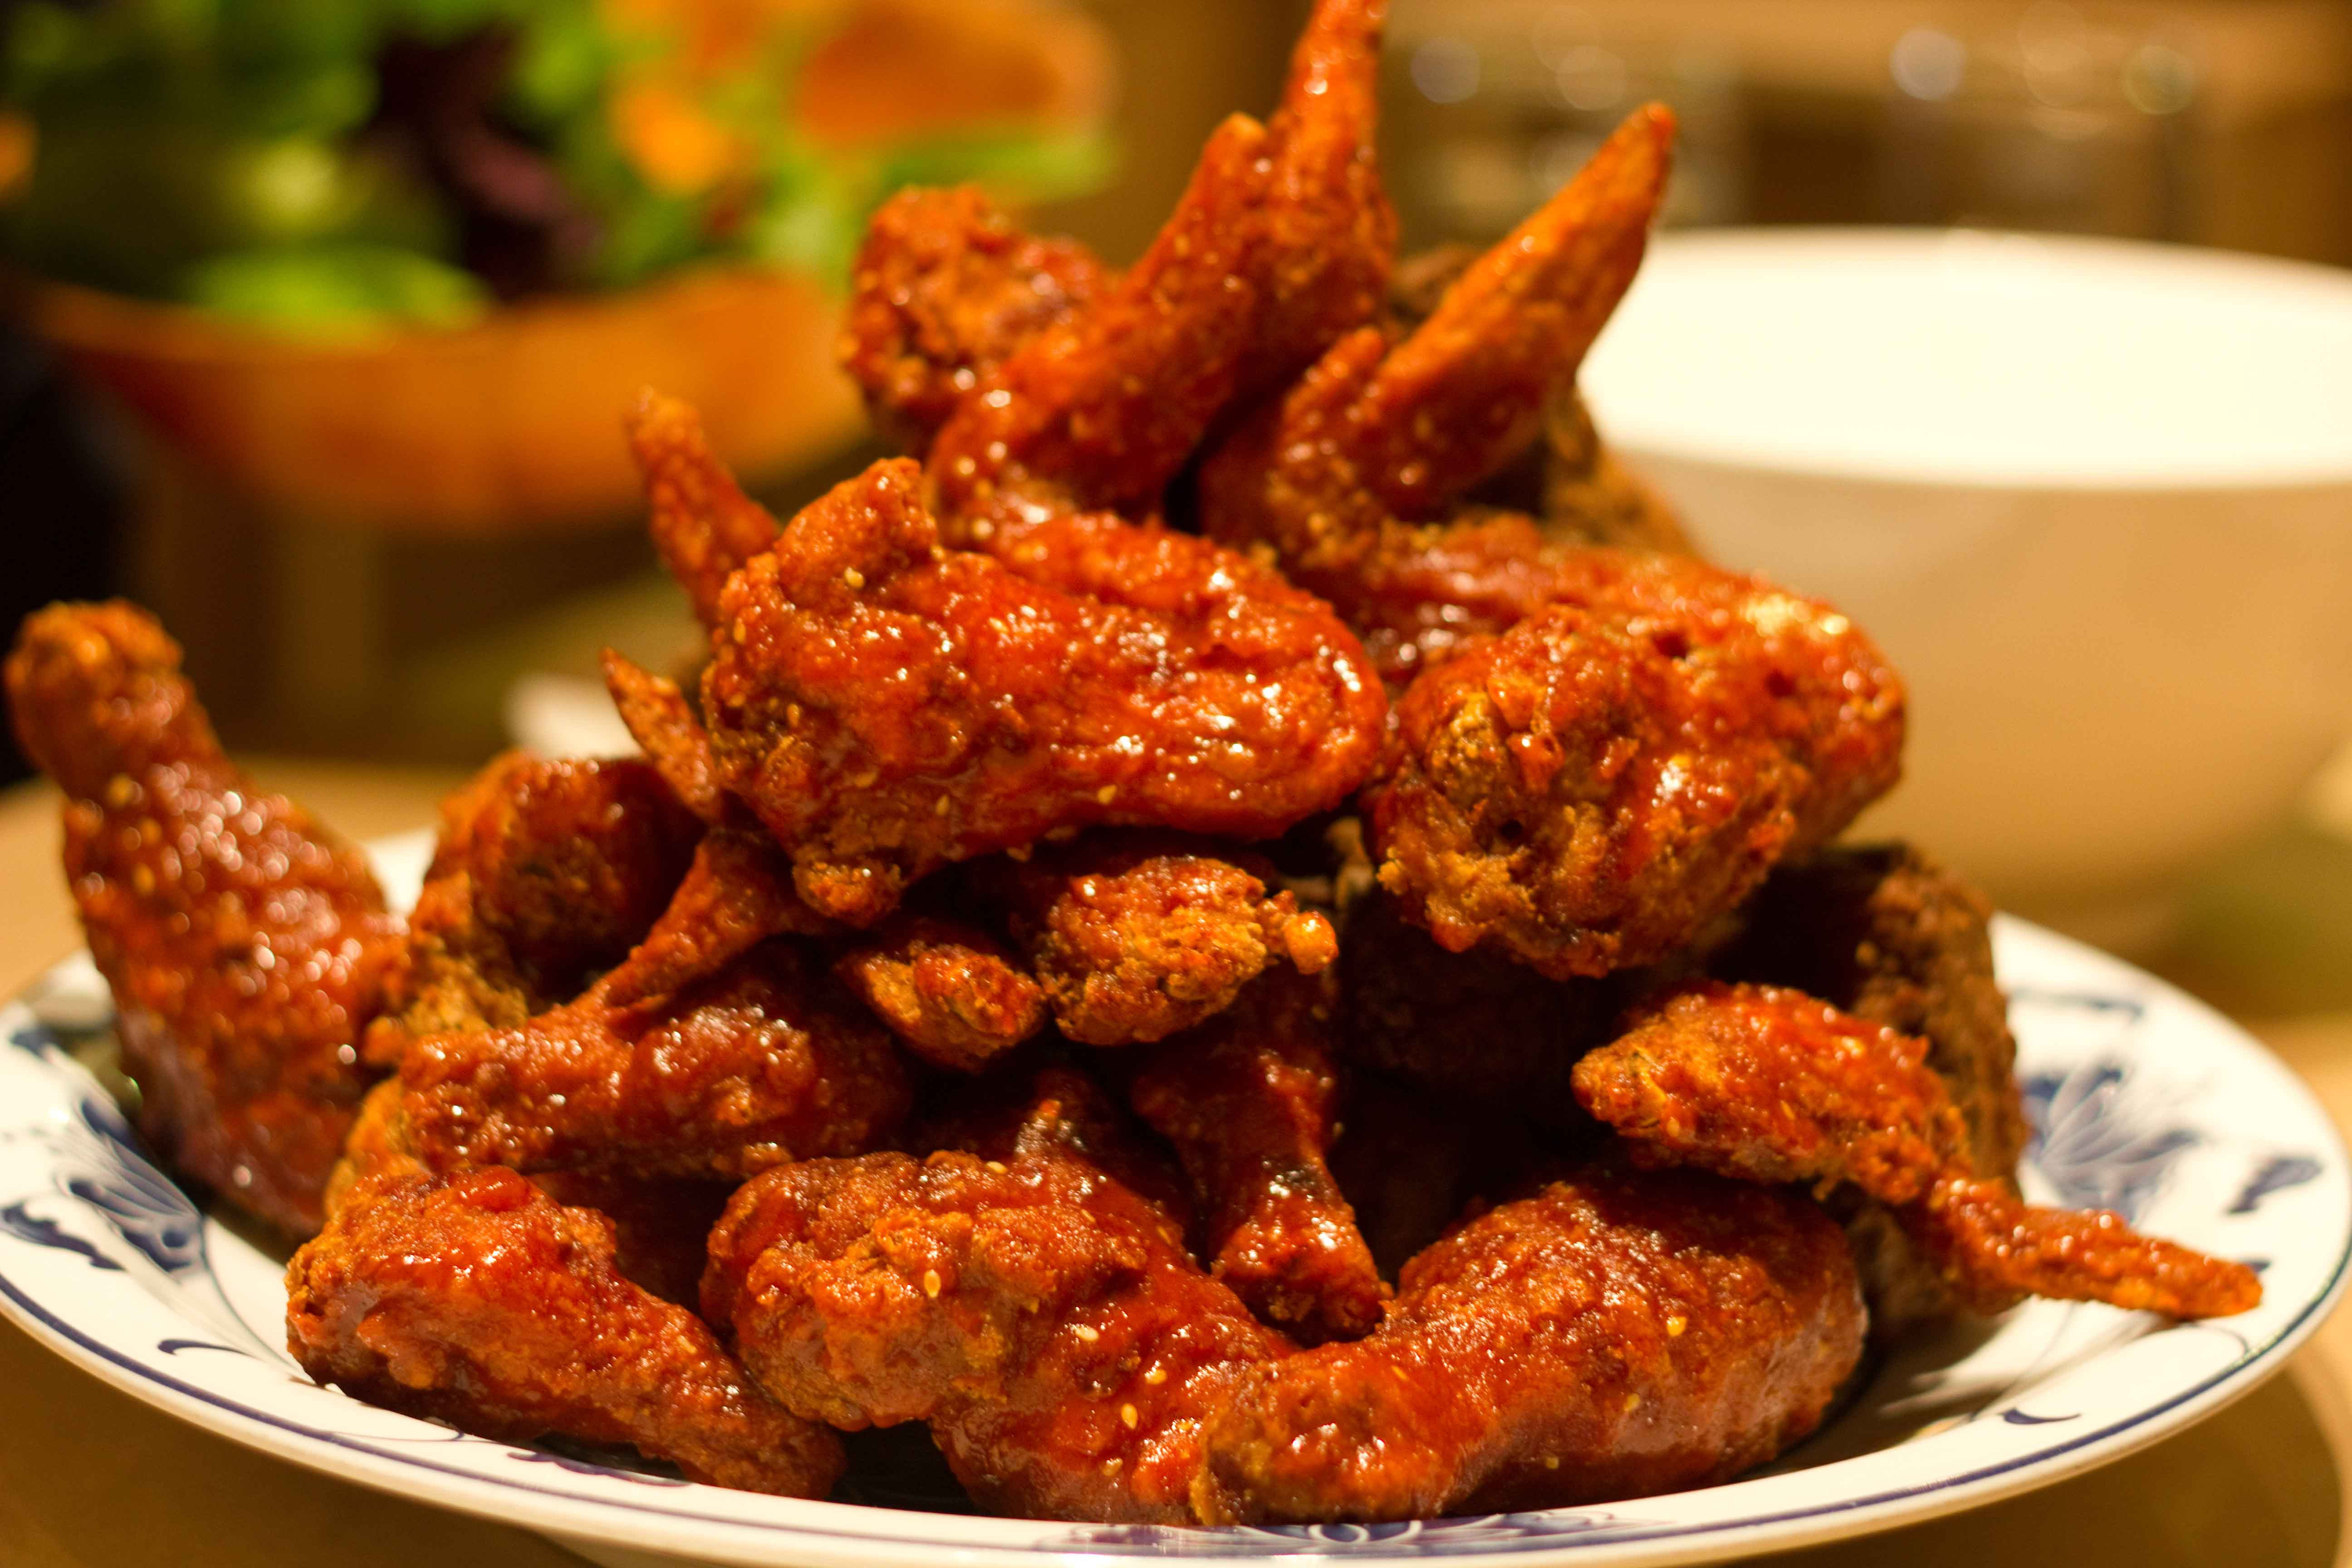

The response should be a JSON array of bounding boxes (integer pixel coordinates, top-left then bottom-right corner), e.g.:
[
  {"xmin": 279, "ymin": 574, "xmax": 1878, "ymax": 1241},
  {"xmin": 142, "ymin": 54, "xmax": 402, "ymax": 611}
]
[{"xmin": 3, "ymin": 763, "xmax": 2350, "ymax": 1568}]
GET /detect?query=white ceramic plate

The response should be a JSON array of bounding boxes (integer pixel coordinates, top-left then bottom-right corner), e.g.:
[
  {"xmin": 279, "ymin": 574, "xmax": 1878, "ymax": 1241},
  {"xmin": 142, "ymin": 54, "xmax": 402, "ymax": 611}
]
[{"xmin": 0, "ymin": 834, "xmax": 2343, "ymax": 1568}]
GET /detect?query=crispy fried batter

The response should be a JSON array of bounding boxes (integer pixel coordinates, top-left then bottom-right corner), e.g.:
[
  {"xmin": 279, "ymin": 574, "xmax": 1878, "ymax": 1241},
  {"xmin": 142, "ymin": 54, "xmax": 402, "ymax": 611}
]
[
  {"xmin": 289, "ymin": 1167, "xmax": 842, "ymax": 1494},
  {"xmin": 1713, "ymin": 843, "xmax": 2027, "ymax": 1179},
  {"xmin": 928, "ymin": 114, "xmax": 1269, "ymax": 531},
  {"xmin": 1194, "ymin": 1162, "xmax": 1863, "ymax": 1522},
  {"xmin": 1129, "ymin": 970, "xmax": 1388, "ymax": 1343},
  {"xmin": 1573, "ymin": 983, "xmax": 2260, "ymax": 1319},
  {"xmin": 842, "ymin": 185, "xmax": 1110, "ymax": 456},
  {"xmin": 401, "ymin": 942, "xmax": 909, "ymax": 1180},
  {"xmin": 627, "ymin": 391, "xmax": 785, "ymax": 628},
  {"xmin": 6, "ymin": 603, "xmax": 398, "ymax": 1235},
  {"xmin": 834, "ymin": 912, "xmax": 1046, "ymax": 1071},
  {"xmin": 373, "ymin": 752, "xmax": 701, "ymax": 1057},
  {"xmin": 699, "ymin": 460, "xmax": 1386, "ymax": 926},
  {"xmin": 706, "ymin": 1149, "xmax": 1288, "ymax": 1522},
  {"xmin": 975, "ymin": 831, "xmax": 1338, "ymax": 1046},
  {"xmin": 1364, "ymin": 552, "xmax": 1906, "ymax": 978}
]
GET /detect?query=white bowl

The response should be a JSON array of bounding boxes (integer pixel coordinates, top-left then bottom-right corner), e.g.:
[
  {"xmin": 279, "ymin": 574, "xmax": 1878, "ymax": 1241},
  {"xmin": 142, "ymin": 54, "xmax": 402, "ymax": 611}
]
[{"xmin": 1581, "ymin": 228, "xmax": 2352, "ymax": 941}]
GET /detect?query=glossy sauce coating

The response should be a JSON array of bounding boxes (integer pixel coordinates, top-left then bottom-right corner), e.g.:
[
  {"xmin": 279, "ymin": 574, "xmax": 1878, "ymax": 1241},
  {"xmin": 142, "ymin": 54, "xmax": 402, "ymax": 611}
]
[
  {"xmin": 402, "ymin": 941, "xmax": 909, "ymax": 1179},
  {"xmin": 1365, "ymin": 552, "xmax": 1906, "ymax": 977},
  {"xmin": 1195, "ymin": 1163, "xmax": 1864, "ymax": 1522},
  {"xmin": 977, "ymin": 830, "xmax": 1338, "ymax": 1046},
  {"xmin": 834, "ymin": 912, "xmax": 1047, "ymax": 1071},
  {"xmin": 6, "ymin": 603, "xmax": 399, "ymax": 1235},
  {"xmin": 1575, "ymin": 982, "xmax": 2261, "ymax": 1320},
  {"xmin": 706, "ymin": 1149, "xmax": 1289, "ymax": 1522},
  {"xmin": 699, "ymin": 460, "xmax": 1386, "ymax": 926},
  {"xmin": 597, "ymin": 826, "xmax": 836, "ymax": 1009},
  {"xmin": 289, "ymin": 1167, "xmax": 842, "ymax": 1494},
  {"xmin": 1129, "ymin": 969, "xmax": 1388, "ymax": 1343}
]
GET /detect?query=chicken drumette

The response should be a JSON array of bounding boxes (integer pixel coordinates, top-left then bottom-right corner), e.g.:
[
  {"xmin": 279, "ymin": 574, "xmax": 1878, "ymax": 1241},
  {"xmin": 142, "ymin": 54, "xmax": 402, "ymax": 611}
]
[{"xmin": 6, "ymin": 603, "xmax": 402, "ymax": 1235}]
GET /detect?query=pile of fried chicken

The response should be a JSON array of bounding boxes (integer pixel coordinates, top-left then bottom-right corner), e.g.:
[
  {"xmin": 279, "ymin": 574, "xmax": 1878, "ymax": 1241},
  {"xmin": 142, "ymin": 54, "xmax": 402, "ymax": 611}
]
[{"xmin": 4, "ymin": 0, "xmax": 2256, "ymax": 1529}]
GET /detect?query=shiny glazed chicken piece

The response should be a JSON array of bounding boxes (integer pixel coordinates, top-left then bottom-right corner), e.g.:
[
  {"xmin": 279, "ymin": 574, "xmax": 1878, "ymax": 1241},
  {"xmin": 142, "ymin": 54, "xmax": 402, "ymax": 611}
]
[
  {"xmin": 6, "ymin": 603, "xmax": 401, "ymax": 1235},
  {"xmin": 1364, "ymin": 551, "xmax": 1906, "ymax": 979},
  {"xmin": 289, "ymin": 1166, "xmax": 843, "ymax": 1495},
  {"xmin": 1193, "ymin": 1161, "xmax": 1864, "ymax": 1522},
  {"xmin": 1573, "ymin": 983, "xmax": 2261, "ymax": 1319},
  {"xmin": 833, "ymin": 911, "xmax": 1047, "ymax": 1071},
  {"xmin": 1128, "ymin": 969, "xmax": 1388, "ymax": 1343},
  {"xmin": 972, "ymin": 831, "xmax": 1338, "ymax": 1047},
  {"xmin": 401, "ymin": 940, "xmax": 909, "ymax": 1180},
  {"xmin": 705, "ymin": 1148, "xmax": 1289, "ymax": 1523},
  {"xmin": 696, "ymin": 459, "xmax": 1387, "ymax": 926},
  {"xmin": 372, "ymin": 750, "xmax": 703, "ymax": 1055}
]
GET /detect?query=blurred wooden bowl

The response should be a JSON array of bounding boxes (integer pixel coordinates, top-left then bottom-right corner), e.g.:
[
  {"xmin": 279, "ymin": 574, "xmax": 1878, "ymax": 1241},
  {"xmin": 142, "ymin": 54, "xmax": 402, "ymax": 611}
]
[{"xmin": 27, "ymin": 264, "xmax": 864, "ymax": 533}]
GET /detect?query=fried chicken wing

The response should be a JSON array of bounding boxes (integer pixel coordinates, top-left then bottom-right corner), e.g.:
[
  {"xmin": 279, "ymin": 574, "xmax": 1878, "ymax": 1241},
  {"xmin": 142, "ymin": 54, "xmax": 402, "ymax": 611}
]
[
  {"xmin": 373, "ymin": 752, "xmax": 702, "ymax": 1057},
  {"xmin": 926, "ymin": 113, "xmax": 1269, "ymax": 531},
  {"xmin": 974, "ymin": 831, "xmax": 1338, "ymax": 1046},
  {"xmin": 1364, "ymin": 552, "xmax": 1905, "ymax": 978},
  {"xmin": 289, "ymin": 1166, "xmax": 843, "ymax": 1494},
  {"xmin": 698, "ymin": 459, "xmax": 1386, "ymax": 926},
  {"xmin": 842, "ymin": 185, "xmax": 1110, "ymax": 456},
  {"xmin": 597, "ymin": 825, "xmax": 836, "ymax": 1009},
  {"xmin": 1129, "ymin": 970, "xmax": 1387, "ymax": 1343},
  {"xmin": 1573, "ymin": 983, "xmax": 2260, "ymax": 1319},
  {"xmin": 6, "ymin": 602, "xmax": 399, "ymax": 1235},
  {"xmin": 834, "ymin": 912, "xmax": 1046, "ymax": 1071},
  {"xmin": 602, "ymin": 648, "xmax": 727, "ymax": 822},
  {"xmin": 1199, "ymin": 107, "xmax": 1676, "ymax": 682},
  {"xmin": 1194, "ymin": 1162, "xmax": 1863, "ymax": 1522},
  {"xmin": 401, "ymin": 941, "xmax": 909, "ymax": 1180},
  {"xmin": 704, "ymin": 1148, "xmax": 1287, "ymax": 1522}
]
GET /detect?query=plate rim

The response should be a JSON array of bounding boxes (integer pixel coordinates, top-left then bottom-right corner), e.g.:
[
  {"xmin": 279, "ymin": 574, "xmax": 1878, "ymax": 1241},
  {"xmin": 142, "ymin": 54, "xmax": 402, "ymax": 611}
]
[{"xmin": 1, "ymin": 912, "xmax": 2344, "ymax": 1568}]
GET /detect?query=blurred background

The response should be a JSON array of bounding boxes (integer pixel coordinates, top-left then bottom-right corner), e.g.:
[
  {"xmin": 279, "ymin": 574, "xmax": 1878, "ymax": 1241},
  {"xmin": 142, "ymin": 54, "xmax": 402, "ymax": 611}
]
[{"xmin": 2, "ymin": 0, "xmax": 2349, "ymax": 1003}]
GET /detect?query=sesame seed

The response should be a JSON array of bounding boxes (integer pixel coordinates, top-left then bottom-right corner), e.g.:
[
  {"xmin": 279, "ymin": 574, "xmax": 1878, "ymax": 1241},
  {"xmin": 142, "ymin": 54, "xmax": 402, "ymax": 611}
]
[
  {"xmin": 921, "ymin": 1270, "xmax": 942, "ymax": 1298},
  {"xmin": 1095, "ymin": 785, "xmax": 1117, "ymax": 804},
  {"xmin": 1623, "ymin": 1394, "xmax": 1642, "ymax": 1412},
  {"xmin": 1544, "ymin": 1456, "xmax": 1560, "ymax": 1470},
  {"xmin": 1102, "ymin": 1458, "xmax": 1123, "ymax": 1475},
  {"xmin": 1143, "ymin": 1366, "xmax": 1167, "ymax": 1386},
  {"xmin": 1666, "ymin": 1316, "xmax": 1687, "ymax": 1337},
  {"xmin": 1073, "ymin": 1324, "xmax": 1101, "ymax": 1343},
  {"xmin": 985, "ymin": 1160, "xmax": 1008, "ymax": 1174},
  {"xmin": 1120, "ymin": 1404, "xmax": 1139, "ymax": 1429},
  {"xmin": 843, "ymin": 567, "xmax": 867, "ymax": 589},
  {"xmin": 934, "ymin": 796, "xmax": 951, "ymax": 816}
]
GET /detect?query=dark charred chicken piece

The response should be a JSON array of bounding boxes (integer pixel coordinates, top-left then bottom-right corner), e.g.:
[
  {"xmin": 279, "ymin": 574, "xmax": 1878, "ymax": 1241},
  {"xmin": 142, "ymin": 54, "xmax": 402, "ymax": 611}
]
[
  {"xmin": 6, "ymin": 602, "xmax": 401, "ymax": 1235},
  {"xmin": 289, "ymin": 1166, "xmax": 843, "ymax": 1495},
  {"xmin": 1572, "ymin": 983, "xmax": 2260, "ymax": 1320}
]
